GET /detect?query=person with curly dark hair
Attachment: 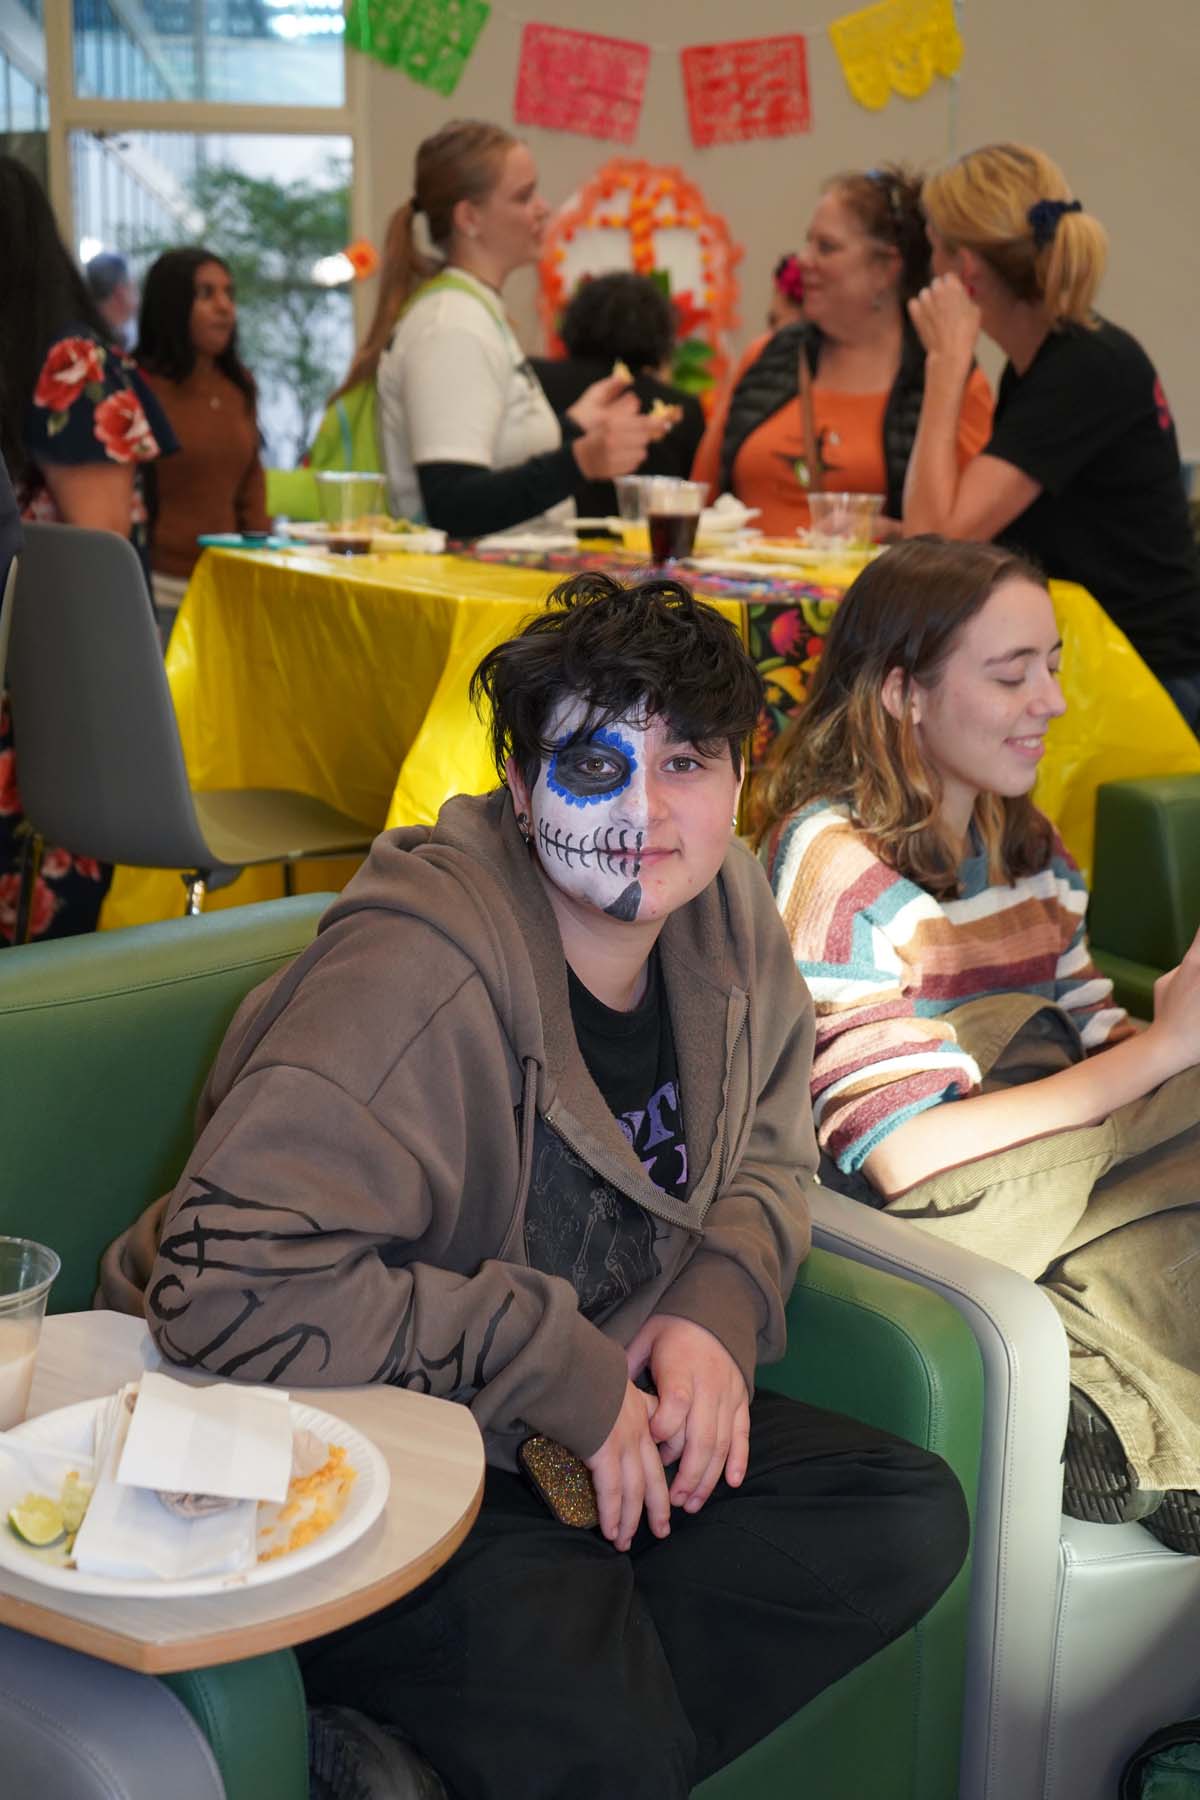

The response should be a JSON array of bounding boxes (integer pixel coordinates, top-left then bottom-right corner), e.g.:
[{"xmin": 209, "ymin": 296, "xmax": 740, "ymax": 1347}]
[
  {"xmin": 693, "ymin": 165, "xmax": 993, "ymax": 536},
  {"xmin": 136, "ymin": 247, "xmax": 268, "ymax": 614},
  {"xmin": 104, "ymin": 570, "xmax": 966, "ymax": 1800},
  {"xmin": 533, "ymin": 272, "xmax": 705, "ymax": 518}
]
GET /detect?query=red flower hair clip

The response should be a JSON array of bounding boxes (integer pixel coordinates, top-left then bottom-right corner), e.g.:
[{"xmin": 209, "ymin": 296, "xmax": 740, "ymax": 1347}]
[{"xmin": 773, "ymin": 253, "xmax": 805, "ymax": 306}]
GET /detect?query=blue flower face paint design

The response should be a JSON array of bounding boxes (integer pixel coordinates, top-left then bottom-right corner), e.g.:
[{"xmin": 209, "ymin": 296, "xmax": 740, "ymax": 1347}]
[
  {"xmin": 526, "ymin": 702, "xmax": 739, "ymax": 930},
  {"xmin": 546, "ymin": 726, "xmax": 637, "ymax": 809}
]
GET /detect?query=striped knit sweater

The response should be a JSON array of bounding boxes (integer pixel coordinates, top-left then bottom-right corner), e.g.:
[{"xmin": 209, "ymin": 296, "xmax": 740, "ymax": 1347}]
[{"xmin": 764, "ymin": 801, "xmax": 1133, "ymax": 1175}]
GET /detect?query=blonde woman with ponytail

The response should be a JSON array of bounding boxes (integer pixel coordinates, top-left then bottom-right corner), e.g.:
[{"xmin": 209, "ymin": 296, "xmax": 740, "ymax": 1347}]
[
  {"xmin": 903, "ymin": 144, "xmax": 1200, "ymax": 728},
  {"xmin": 371, "ymin": 120, "xmax": 667, "ymax": 539}
]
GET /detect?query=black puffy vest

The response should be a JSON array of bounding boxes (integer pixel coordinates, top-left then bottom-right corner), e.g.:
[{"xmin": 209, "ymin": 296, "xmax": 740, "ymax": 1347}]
[{"xmin": 717, "ymin": 320, "xmax": 928, "ymax": 518}]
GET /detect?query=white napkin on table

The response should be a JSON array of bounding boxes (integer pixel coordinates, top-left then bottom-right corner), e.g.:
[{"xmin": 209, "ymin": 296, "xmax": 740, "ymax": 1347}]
[{"xmin": 71, "ymin": 1374, "xmax": 293, "ymax": 1582}]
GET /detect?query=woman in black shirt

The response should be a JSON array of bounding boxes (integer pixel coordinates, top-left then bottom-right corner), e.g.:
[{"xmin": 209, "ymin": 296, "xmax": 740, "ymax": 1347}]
[{"xmin": 902, "ymin": 142, "xmax": 1200, "ymax": 731}]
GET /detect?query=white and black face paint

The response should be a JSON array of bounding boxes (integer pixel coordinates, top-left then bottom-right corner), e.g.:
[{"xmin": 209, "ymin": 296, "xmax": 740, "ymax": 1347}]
[{"xmin": 529, "ymin": 706, "xmax": 654, "ymax": 921}]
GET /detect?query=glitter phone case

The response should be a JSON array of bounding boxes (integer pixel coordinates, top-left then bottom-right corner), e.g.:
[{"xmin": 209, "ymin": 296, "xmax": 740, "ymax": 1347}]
[{"xmin": 518, "ymin": 1435, "xmax": 599, "ymax": 1529}]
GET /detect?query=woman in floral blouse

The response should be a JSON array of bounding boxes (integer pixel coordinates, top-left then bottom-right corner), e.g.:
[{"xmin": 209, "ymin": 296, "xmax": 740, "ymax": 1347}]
[{"xmin": 0, "ymin": 154, "xmax": 176, "ymax": 944}]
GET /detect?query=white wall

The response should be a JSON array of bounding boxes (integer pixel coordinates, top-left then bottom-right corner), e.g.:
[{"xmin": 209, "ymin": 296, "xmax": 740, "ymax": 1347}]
[{"xmin": 359, "ymin": 0, "xmax": 1200, "ymax": 449}]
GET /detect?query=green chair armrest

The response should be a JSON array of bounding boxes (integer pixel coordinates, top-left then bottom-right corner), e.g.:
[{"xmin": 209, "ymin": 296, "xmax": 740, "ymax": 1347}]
[
  {"xmin": 1092, "ymin": 948, "xmax": 1157, "ymax": 1020},
  {"xmin": 764, "ymin": 1245, "xmax": 983, "ymax": 1502},
  {"xmin": 1091, "ymin": 775, "xmax": 1200, "ymax": 972},
  {"xmin": 698, "ymin": 1246, "xmax": 982, "ymax": 1800},
  {"xmin": 163, "ymin": 1652, "xmax": 308, "ymax": 1800}
]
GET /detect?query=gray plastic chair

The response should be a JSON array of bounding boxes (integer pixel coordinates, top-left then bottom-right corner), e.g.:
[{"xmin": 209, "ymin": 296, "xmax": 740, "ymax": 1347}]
[{"xmin": 7, "ymin": 522, "xmax": 377, "ymax": 922}]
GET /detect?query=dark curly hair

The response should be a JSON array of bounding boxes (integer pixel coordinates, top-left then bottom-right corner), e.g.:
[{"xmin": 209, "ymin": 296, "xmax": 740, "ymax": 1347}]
[
  {"xmin": 827, "ymin": 164, "xmax": 931, "ymax": 304},
  {"xmin": 470, "ymin": 572, "xmax": 764, "ymax": 786},
  {"xmin": 560, "ymin": 273, "xmax": 675, "ymax": 372},
  {"xmin": 135, "ymin": 247, "xmax": 257, "ymax": 416}
]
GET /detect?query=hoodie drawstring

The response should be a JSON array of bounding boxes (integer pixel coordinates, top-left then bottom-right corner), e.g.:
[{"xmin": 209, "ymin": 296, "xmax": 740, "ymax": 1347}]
[{"xmin": 497, "ymin": 1056, "xmax": 540, "ymax": 1262}]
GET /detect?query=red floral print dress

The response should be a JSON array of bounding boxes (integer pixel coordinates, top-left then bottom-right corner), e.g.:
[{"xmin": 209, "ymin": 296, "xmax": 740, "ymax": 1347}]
[{"xmin": 1, "ymin": 329, "xmax": 176, "ymax": 945}]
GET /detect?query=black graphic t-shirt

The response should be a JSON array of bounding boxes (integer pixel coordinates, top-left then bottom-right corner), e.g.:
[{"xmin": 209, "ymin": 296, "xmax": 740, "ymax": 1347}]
[
  {"xmin": 566, "ymin": 952, "xmax": 687, "ymax": 1200},
  {"xmin": 520, "ymin": 954, "xmax": 687, "ymax": 1324}
]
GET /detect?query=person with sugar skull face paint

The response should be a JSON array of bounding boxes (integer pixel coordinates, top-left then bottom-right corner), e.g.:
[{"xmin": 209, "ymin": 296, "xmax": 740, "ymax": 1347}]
[{"xmin": 103, "ymin": 572, "xmax": 967, "ymax": 1800}]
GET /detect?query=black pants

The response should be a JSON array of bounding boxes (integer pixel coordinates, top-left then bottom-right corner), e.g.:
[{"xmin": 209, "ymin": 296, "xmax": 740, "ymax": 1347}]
[{"xmin": 299, "ymin": 1389, "xmax": 968, "ymax": 1799}]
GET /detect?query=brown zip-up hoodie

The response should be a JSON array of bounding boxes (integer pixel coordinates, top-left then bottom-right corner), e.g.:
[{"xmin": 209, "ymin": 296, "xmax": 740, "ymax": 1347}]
[{"xmin": 136, "ymin": 792, "xmax": 817, "ymax": 1468}]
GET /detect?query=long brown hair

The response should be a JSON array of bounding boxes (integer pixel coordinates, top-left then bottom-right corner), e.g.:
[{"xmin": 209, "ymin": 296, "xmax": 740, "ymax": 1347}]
[
  {"xmin": 922, "ymin": 143, "xmax": 1108, "ymax": 328},
  {"xmin": 330, "ymin": 119, "xmax": 516, "ymax": 402},
  {"xmin": 753, "ymin": 537, "xmax": 1055, "ymax": 897}
]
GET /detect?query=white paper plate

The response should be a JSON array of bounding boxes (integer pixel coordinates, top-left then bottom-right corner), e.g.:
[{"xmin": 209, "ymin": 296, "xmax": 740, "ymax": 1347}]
[
  {"xmin": 280, "ymin": 522, "xmax": 379, "ymax": 551},
  {"xmin": 0, "ymin": 1397, "xmax": 389, "ymax": 1599}
]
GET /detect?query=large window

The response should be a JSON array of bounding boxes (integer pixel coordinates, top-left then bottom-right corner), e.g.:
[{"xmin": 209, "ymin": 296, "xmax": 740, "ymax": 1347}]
[
  {"xmin": 12, "ymin": 0, "xmax": 360, "ymax": 469},
  {"xmin": 71, "ymin": 127, "xmax": 353, "ymax": 463},
  {"xmin": 72, "ymin": 0, "xmax": 345, "ymax": 108}
]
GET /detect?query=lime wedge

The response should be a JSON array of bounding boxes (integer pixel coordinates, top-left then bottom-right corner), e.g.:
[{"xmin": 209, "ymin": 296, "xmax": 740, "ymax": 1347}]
[
  {"xmin": 60, "ymin": 1472, "xmax": 92, "ymax": 1535},
  {"xmin": 9, "ymin": 1494, "xmax": 67, "ymax": 1547}
]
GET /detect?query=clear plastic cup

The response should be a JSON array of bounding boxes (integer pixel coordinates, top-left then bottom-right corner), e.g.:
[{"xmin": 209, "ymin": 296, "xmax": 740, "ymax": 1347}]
[
  {"xmin": 644, "ymin": 477, "xmax": 705, "ymax": 564},
  {"xmin": 0, "ymin": 1238, "xmax": 60, "ymax": 1430},
  {"xmin": 806, "ymin": 492, "xmax": 884, "ymax": 551},
  {"xmin": 614, "ymin": 475, "xmax": 651, "ymax": 521},
  {"xmin": 313, "ymin": 471, "xmax": 389, "ymax": 529}
]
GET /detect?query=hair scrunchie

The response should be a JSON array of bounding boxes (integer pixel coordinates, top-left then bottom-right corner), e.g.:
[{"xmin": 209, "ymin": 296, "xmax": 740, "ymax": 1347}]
[{"xmin": 1027, "ymin": 197, "xmax": 1083, "ymax": 249}]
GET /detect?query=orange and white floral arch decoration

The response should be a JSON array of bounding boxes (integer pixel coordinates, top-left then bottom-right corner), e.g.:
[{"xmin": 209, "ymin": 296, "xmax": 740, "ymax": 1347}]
[{"xmin": 538, "ymin": 158, "xmax": 743, "ymax": 399}]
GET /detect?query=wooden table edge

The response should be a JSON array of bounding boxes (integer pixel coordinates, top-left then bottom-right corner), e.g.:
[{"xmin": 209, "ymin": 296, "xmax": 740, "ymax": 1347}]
[{"xmin": 0, "ymin": 1464, "xmax": 485, "ymax": 1675}]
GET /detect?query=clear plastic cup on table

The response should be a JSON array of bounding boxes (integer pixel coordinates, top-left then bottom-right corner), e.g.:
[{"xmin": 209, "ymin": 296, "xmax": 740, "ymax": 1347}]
[
  {"xmin": 313, "ymin": 471, "xmax": 390, "ymax": 553},
  {"xmin": 614, "ymin": 475, "xmax": 652, "ymax": 521},
  {"xmin": 806, "ymin": 492, "xmax": 884, "ymax": 553},
  {"xmin": 0, "ymin": 1238, "xmax": 60, "ymax": 1430}
]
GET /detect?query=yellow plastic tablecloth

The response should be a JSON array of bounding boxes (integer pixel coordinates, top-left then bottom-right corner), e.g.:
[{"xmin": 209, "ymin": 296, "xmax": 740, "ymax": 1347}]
[{"xmin": 100, "ymin": 551, "xmax": 1200, "ymax": 930}]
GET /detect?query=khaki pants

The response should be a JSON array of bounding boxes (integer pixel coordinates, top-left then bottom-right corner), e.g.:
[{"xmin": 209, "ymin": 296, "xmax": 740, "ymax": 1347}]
[{"xmin": 883, "ymin": 997, "xmax": 1200, "ymax": 1492}]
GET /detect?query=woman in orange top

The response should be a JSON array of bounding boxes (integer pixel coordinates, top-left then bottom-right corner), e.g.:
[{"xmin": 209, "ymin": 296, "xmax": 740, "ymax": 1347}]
[{"xmin": 693, "ymin": 166, "xmax": 993, "ymax": 539}]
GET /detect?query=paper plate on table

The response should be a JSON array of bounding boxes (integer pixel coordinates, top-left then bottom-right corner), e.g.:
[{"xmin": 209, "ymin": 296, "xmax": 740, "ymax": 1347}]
[
  {"xmin": 0, "ymin": 1397, "xmax": 389, "ymax": 1599},
  {"xmin": 279, "ymin": 522, "xmax": 379, "ymax": 553}
]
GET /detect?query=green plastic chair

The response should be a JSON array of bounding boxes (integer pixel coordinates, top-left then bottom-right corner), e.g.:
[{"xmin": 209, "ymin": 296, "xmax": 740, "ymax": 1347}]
[
  {"xmin": 265, "ymin": 467, "xmax": 321, "ymax": 523},
  {"xmin": 1090, "ymin": 774, "xmax": 1200, "ymax": 1017},
  {"xmin": 0, "ymin": 897, "xmax": 982, "ymax": 1799}
]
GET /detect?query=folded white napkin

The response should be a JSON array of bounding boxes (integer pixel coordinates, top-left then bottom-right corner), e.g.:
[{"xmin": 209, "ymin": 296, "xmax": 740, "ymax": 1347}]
[
  {"xmin": 72, "ymin": 1384, "xmax": 260, "ymax": 1581},
  {"xmin": 701, "ymin": 494, "xmax": 761, "ymax": 533},
  {"xmin": 118, "ymin": 1371, "xmax": 293, "ymax": 1504}
]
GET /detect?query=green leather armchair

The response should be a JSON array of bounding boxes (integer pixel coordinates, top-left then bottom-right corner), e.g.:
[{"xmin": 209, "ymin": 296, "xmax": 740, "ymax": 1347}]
[
  {"xmin": 1090, "ymin": 774, "xmax": 1200, "ymax": 1018},
  {"xmin": 0, "ymin": 898, "xmax": 982, "ymax": 1799}
]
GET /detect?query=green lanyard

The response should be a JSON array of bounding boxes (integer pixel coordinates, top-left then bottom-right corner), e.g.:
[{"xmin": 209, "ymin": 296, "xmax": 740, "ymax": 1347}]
[{"xmin": 401, "ymin": 270, "xmax": 511, "ymax": 341}]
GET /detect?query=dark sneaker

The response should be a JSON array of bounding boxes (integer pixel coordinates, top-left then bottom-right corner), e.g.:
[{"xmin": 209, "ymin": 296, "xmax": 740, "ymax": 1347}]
[
  {"xmin": 1143, "ymin": 1490, "xmax": 1200, "ymax": 1556},
  {"xmin": 308, "ymin": 1705, "xmax": 447, "ymax": 1800},
  {"xmin": 1061, "ymin": 1388, "xmax": 1164, "ymax": 1526}
]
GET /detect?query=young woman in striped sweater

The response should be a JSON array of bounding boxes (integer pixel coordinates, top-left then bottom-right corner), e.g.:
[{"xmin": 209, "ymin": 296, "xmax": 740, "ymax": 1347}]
[{"xmin": 755, "ymin": 536, "xmax": 1200, "ymax": 1546}]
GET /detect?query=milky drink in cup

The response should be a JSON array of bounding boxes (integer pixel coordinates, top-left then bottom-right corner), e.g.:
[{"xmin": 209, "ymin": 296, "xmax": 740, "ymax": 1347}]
[
  {"xmin": 0, "ymin": 1323, "xmax": 39, "ymax": 1431},
  {"xmin": 0, "ymin": 1239, "xmax": 60, "ymax": 1430}
]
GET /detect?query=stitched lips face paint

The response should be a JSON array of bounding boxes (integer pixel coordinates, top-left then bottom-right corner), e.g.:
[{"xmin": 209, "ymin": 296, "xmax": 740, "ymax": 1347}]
[
  {"xmin": 523, "ymin": 699, "xmax": 742, "ymax": 926},
  {"xmin": 535, "ymin": 715, "xmax": 648, "ymax": 920}
]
